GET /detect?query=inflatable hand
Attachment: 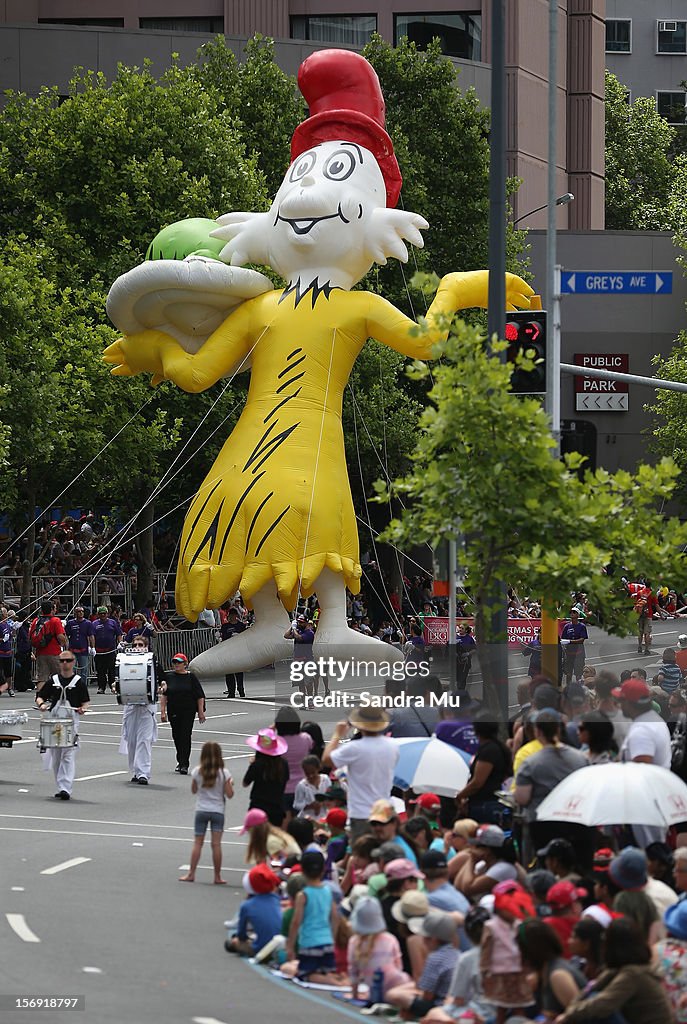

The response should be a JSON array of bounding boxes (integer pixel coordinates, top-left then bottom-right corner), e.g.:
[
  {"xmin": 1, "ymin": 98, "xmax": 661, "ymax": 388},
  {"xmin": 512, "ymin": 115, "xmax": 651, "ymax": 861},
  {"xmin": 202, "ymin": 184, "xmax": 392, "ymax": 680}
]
[
  {"xmin": 103, "ymin": 330, "xmax": 178, "ymax": 385},
  {"xmin": 439, "ymin": 270, "xmax": 533, "ymax": 312}
]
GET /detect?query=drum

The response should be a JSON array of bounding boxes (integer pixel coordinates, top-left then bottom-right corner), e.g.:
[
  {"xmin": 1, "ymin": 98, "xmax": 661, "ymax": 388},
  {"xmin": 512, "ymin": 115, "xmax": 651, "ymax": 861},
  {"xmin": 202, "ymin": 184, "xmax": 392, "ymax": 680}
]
[
  {"xmin": 116, "ymin": 651, "xmax": 156, "ymax": 705},
  {"xmin": 39, "ymin": 717, "xmax": 75, "ymax": 748}
]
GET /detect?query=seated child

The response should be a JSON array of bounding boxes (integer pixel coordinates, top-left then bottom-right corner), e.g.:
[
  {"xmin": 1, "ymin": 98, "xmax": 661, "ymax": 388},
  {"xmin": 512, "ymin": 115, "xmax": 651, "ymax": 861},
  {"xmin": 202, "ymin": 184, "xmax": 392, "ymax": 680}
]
[
  {"xmin": 348, "ymin": 896, "xmax": 410, "ymax": 1004},
  {"xmin": 386, "ymin": 910, "xmax": 459, "ymax": 1018},
  {"xmin": 293, "ymin": 755, "xmax": 330, "ymax": 818},
  {"xmin": 423, "ymin": 906, "xmax": 492, "ymax": 1022},
  {"xmin": 282, "ymin": 850, "xmax": 348, "ymax": 985},
  {"xmin": 226, "ymin": 863, "xmax": 282, "ymax": 956}
]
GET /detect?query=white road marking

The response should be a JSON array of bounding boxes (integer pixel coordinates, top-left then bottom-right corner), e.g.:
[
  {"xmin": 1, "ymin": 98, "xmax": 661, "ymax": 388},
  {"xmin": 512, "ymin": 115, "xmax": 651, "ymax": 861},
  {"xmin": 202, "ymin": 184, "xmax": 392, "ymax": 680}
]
[
  {"xmin": 83, "ymin": 966, "xmax": 102, "ymax": 974},
  {"xmin": 6, "ymin": 913, "xmax": 40, "ymax": 942},
  {"xmin": 74, "ymin": 770, "xmax": 129, "ymax": 782},
  {"xmin": 41, "ymin": 856, "xmax": 92, "ymax": 875},
  {"xmin": 192, "ymin": 1016, "xmax": 230, "ymax": 1023},
  {"xmin": 17, "ymin": 788, "xmax": 29, "ymax": 792},
  {"xmin": 11, "ymin": 886, "xmax": 25, "ymax": 891},
  {"xmin": 0, "ymin": 813, "xmax": 193, "ymax": 829},
  {"xmin": 0, "ymin": 826, "xmax": 245, "ymax": 845},
  {"xmin": 132, "ymin": 843, "xmax": 143, "ymax": 847}
]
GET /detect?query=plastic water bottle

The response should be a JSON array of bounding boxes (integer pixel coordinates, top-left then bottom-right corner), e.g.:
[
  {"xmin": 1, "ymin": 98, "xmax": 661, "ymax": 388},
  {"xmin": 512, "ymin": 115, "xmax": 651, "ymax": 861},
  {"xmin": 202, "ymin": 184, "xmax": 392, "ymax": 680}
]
[{"xmin": 369, "ymin": 968, "xmax": 384, "ymax": 1005}]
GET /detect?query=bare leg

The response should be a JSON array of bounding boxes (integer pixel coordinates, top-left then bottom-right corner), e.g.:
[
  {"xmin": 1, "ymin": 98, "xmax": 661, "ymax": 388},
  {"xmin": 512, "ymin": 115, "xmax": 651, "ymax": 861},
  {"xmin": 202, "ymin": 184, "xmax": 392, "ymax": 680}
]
[
  {"xmin": 189, "ymin": 583, "xmax": 292, "ymax": 676},
  {"xmin": 211, "ymin": 832, "xmax": 225, "ymax": 883},
  {"xmin": 180, "ymin": 835, "xmax": 204, "ymax": 881}
]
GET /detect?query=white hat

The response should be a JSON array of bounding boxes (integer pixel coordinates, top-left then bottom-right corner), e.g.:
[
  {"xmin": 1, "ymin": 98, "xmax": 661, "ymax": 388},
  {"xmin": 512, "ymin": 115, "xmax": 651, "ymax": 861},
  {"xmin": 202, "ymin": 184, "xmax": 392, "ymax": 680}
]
[{"xmin": 678, "ymin": 635, "xmax": 687, "ymax": 649}]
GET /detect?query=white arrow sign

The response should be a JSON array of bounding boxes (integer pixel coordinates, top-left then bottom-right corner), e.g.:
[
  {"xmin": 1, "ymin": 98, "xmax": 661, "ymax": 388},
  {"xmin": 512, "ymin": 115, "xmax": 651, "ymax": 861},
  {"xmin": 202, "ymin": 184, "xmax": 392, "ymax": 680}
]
[{"xmin": 576, "ymin": 394, "xmax": 628, "ymax": 412}]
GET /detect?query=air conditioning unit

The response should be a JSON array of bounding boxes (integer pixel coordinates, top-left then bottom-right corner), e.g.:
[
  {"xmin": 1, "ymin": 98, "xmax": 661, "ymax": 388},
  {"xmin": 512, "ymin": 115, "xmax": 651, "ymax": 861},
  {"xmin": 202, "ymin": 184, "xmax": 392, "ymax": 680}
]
[{"xmin": 658, "ymin": 20, "xmax": 678, "ymax": 33}]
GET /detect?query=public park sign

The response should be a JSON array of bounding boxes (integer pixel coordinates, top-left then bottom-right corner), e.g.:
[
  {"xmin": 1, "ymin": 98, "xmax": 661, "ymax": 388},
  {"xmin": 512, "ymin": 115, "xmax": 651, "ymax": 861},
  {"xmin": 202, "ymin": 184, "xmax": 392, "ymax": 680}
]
[
  {"xmin": 561, "ymin": 271, "xmax": 672, "ymax": 295},
  {"xmin": 574, "ymin": 354, "xmax": 629, "ymax": 412}
]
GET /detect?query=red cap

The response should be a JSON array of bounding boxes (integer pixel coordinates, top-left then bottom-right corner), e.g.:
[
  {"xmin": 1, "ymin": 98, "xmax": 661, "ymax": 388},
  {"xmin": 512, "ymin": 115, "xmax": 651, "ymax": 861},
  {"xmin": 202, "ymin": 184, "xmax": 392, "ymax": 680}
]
[
  {"xmin": 248, "ymin": 863, "xmax": 280, "ymax": 895},
  {"xmin": 547, "ymin": 880, "xmax": 587, "ymax": 909},
  {"xmin": 326, "ymin": 808, "xmax": 348, "ymax": 829},
  {"xmin": 611, "ymin": 679, "xmax": 651, "ymax": 702},
  {"xmin": 415, "ymin": 793, "xmax": 441, "ymax": 813},
  {"xmin": 171, "ymin": 652, "xmax": 188, "ymax": 663},
  {"xmin": 291, "ymin": 49, "xmax": 402, "ymax": 208}
]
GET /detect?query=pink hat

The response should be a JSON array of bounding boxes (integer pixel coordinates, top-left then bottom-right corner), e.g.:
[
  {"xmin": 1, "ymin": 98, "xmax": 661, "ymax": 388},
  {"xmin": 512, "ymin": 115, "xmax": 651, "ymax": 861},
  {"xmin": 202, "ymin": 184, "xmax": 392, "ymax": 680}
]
[
  {"xmin": 385, "ymin": 858, "xmax": 425, "ymax": 881},
  {"xmin": 240, "ymin": 808, "xmax": 268, "ymax": 834},
  {"xmin": 246, "ymin": 727, "xmax": 288, "ymax": 757}
]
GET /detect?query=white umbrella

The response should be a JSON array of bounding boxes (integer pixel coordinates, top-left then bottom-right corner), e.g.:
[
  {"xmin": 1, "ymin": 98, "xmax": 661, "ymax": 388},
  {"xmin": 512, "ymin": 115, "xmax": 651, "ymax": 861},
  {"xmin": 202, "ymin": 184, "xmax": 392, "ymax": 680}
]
[
  {"xmin": 392, "ymin": 737, "xmax": 471, "ymax": 797},
  {"xmin": 536, "ymin": 762, "xmax": 687, "ymax": 828}
]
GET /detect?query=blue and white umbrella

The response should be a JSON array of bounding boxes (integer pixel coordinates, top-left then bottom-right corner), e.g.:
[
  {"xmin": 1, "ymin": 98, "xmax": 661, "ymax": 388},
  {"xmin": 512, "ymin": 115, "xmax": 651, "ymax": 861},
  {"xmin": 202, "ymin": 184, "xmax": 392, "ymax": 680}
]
[{"xmin": 392, "ymin": 737, "xmax": 472, "ymax": 797}]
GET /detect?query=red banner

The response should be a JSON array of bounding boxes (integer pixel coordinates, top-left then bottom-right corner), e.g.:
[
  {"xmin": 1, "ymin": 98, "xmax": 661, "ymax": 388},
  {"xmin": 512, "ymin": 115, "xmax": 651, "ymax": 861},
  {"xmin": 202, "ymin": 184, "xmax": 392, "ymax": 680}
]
[{"xmin": 423, "ymin": 616, "xmax": 553, "ymax": 649}]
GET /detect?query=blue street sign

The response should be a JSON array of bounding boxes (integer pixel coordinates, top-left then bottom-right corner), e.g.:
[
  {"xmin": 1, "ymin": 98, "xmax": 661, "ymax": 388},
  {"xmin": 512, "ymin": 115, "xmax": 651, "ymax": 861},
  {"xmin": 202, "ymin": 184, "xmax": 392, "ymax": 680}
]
[{"xmin": 560, "ymin": 271, "xmax": 673, "ymax": 295}]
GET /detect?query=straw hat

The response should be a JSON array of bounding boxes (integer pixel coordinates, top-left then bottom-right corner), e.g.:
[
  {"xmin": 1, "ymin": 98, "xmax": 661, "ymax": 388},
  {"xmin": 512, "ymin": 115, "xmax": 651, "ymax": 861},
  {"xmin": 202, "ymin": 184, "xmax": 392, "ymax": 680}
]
[
  {"xmin": 348, "ymin": 704, "xmax": 390, "ymax": 732},
  {"xmin": 391, "ymin": 889, "xmax": 430, "ymax": 924}
]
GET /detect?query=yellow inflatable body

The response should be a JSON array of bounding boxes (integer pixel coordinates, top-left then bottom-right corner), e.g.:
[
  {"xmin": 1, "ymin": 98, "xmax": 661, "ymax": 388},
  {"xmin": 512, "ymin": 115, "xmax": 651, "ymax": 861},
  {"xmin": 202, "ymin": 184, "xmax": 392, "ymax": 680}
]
[{"xmin": 105, "ymin": 50, "xmax": 533, "ymax": 675}]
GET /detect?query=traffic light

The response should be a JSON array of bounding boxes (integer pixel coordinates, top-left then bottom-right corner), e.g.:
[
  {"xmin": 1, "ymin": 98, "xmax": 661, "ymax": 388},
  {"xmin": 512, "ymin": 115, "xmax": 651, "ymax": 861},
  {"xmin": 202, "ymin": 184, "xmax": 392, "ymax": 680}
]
[{"xmin": 505, "ymin": 310, "xmax": 547, "ymax": 394}]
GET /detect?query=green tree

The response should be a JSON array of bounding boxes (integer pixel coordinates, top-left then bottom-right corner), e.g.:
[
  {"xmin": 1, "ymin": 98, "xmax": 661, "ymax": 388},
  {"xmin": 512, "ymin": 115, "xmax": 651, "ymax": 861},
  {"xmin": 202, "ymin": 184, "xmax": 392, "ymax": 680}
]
[
  {"xmin": 0, "ymin": 49, "xmax": 270, "ymax": 605},
  {"xmin": 364, "ymin": 35, "xmax": 527, "ymax": 313},
  {"xmin": 378, "ymin": 276, "xmax": 687, "ymax": 704},
  {"xmin": 605, "ymin": 70, "xmax": 687, "ymax": 231}
]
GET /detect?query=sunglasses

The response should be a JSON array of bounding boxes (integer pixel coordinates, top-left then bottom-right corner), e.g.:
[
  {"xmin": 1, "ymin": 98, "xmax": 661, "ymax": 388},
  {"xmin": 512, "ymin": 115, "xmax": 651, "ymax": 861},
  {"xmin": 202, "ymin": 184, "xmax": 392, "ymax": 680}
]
[{"xmin": 59, "ymin": 658, "xmax": 75, "ymax": 663}]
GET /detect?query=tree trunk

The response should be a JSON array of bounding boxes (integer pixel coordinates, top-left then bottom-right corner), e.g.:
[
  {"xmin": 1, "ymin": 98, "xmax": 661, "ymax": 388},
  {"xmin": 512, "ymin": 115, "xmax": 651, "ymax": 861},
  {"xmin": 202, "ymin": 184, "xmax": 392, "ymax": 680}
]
[
  {"xmin": 134, "ymin": 502, "xmax": 155, "ymax": 610},
  {"xmin": 21, "ymin": 491, "xmax": 37, "ymax": 613}
]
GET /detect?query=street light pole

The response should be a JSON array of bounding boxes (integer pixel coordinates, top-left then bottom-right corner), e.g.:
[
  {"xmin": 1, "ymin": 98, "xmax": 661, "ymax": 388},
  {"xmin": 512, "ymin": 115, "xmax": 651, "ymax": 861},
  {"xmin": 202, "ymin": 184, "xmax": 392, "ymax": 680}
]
[
  {"xmin": 513, "ymin": 192, "xmax": 574, "ymax": 227},
  {"xmin": 541, "ymin": 0, "xmax": 561, "ymax": 685},
  {"xmin": 486, "ymin": 0, "xmax": 508, "ymax": 723}
]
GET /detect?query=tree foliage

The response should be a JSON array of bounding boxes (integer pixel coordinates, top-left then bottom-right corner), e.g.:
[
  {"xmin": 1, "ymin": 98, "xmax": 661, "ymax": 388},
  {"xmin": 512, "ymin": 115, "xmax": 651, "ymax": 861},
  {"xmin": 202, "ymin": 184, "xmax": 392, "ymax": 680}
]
[
  {"xmin": 0, "ymin": 34, "xmax": 529, "ymax": 600},
  {"xmin": 363, "ymin": 35, "xmax": 526, "ymax": 313},
  {"xmin": 377, "ymin": 276, "xmax": 687, "ymax": 696},
  {"xmin": 605, "ymin": 70, "xmax": 687, "ymax": 233}
]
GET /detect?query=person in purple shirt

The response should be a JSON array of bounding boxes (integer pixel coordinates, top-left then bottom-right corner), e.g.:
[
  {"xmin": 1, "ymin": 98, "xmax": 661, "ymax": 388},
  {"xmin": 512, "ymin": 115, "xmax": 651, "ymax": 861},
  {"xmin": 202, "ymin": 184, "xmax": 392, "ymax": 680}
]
[
  {"xmin": 92, "ymin": 605, "xmax": 122, "ymax": 694},
  {"xmin": 560, "ymin": 609, "xmax": 588, "ymax": 685},
  {"xmin": 65, "ymin": 606, "xmax": 95, "ymax": 686},
  {"xmin": 285, "ymin": 613, "xmax": 317, "ymax": 695},
  {"xmin": 0, "ymin": 607, "xmax": 16, "ymax": 695}
]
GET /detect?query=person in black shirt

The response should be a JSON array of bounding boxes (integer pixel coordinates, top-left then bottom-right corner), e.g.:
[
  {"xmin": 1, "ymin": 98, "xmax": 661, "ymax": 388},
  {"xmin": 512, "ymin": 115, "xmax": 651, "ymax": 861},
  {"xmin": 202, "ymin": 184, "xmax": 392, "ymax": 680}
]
[
  {"xmin": 35, "ymin": 651, "xmax": 90, "ymax": 800},
  {"xmin": 455, "ymin": 713, "xmax": 512, "ymax": 825},
  {"xmin": 159, "ymin": 653, "xmax": 206, "ymax": 774},
  {"xmin": 220, "ymin": 607, "xmax": 246, "ymax": 698},
  {"xmin": 243, "ymin": 728, "xmax": 290, "ymax": 825}
]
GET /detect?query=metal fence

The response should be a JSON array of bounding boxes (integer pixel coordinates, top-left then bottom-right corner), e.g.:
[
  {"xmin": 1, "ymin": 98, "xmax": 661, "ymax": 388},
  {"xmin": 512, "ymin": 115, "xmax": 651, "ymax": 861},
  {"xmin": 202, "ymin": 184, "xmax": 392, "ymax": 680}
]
[
  {"xmin": 151, "ymin": 627, "xmax": 218, "ymax": 668},
  {"xmin": 0, "ymin": 572, "xmax": 182, "ymax": 615}
]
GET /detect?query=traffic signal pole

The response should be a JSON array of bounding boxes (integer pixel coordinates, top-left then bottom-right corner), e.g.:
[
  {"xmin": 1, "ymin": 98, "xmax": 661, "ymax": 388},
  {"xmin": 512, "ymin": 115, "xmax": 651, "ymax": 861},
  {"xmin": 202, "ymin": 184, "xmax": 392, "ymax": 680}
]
[{"xmin": 486, "ymin": 0, "xmax": 509, "ymax": 724}]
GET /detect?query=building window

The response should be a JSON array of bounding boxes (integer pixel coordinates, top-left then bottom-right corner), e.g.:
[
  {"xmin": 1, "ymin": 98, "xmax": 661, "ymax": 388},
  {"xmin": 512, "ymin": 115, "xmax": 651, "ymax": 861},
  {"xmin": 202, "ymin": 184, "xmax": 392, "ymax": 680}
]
[
  {"xmin": 291, "ymin": 15, "xmax": 377, "ymax": 47},
  {"xmin": 394, "ymin": 13, "xmax": 482, "ymax": 61},
  {"xmin": 605, "ymin": 19, "xmax": 631, "ymax": 52},
  {"xmin": 38, "ymin": 18, "xmax": 125, "ymax": 27},
  {"xmin": 139, "ymin": 17, "xmax": 224, "ymax": 33},
  {"xmin": 657, "ymin": 20, "xmax": 687, "ymax": 53},
  {"xmin": 656, "ymin": 90, "xmax": 687, "ymax": 124}
]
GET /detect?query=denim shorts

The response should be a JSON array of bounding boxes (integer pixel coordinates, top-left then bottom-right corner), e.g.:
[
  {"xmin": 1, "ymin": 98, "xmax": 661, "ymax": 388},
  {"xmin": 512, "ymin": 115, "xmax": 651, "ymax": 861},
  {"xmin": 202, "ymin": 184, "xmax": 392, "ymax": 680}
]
[
  {"xmin": 194, "ymin": 810, "xmax": 224, "ymax": 835},
  {"xmin": 296, "ymin": 945, "xmax": 336, "ymax": 980}
]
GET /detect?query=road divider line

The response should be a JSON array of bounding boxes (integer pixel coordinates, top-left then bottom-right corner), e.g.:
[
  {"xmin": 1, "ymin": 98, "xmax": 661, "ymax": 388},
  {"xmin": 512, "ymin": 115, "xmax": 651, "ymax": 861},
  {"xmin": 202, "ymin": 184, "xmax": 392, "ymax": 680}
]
[
  {"xmin": 74, "ymin": 771, "xmax": 129, "ymax": 782},
  {"xmin": 0, "ymin": 813, "xmax": 193, "ymax": 829},
  {"xmin": 0, "ymin": 826, "xmax": 245, "ymax": 845},
  {"xmin": 41, "ymin": 856, "xmax": 92, "ymax": 875},
  {"xmin": 6, "ymin": 913, "xmax": 40, "ymax": 942}
]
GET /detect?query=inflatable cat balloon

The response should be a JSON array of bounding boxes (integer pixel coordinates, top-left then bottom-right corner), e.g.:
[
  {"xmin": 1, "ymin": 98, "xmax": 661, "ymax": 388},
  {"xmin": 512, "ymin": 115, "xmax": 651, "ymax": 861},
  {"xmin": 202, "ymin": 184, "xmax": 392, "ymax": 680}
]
[{"xmin": 105, "ymin": 49, "xmax": 533, "ymax": 676}]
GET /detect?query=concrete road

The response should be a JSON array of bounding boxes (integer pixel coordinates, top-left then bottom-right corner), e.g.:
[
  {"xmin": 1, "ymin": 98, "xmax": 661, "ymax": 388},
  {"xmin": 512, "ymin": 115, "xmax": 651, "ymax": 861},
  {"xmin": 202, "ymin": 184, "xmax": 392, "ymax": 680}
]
[
  {"xmin": 0, "ymin": 674, "xmax": 350, "ymax": 1024},
  {"xmin": 1, "ymin": 619, "xmax": 681, "ymax": 1023}
]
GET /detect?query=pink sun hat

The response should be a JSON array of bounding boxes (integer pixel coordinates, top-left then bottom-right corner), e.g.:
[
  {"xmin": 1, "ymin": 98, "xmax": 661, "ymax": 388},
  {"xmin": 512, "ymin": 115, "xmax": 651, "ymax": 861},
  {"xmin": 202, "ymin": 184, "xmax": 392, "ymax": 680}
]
[{"xmin": 246, "ymin": 727, "xmax": 288, "ymax": 757}]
